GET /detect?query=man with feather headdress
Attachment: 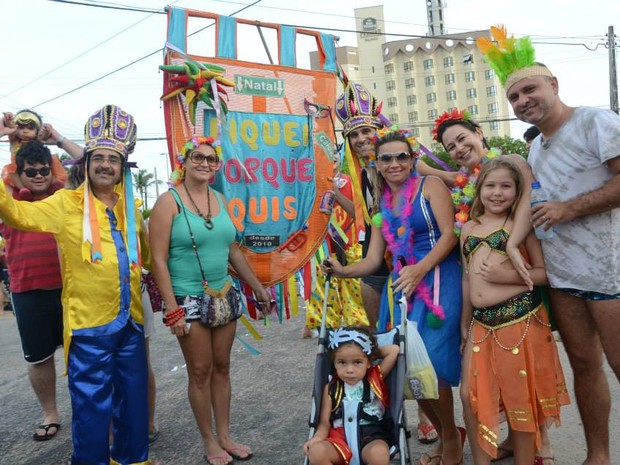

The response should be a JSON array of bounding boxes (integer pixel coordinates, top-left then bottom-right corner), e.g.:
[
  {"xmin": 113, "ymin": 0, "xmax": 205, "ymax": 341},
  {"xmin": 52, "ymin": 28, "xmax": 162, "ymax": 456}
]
[{"xmin": 479, "ymin": 25, "xmax": 620, "ymax": 465}]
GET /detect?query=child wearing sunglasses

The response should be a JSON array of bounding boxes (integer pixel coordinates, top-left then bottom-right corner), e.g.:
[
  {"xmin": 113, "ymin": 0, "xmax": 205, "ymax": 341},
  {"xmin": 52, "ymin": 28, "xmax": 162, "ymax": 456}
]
[{"xmin": 1, "ymin": 109, "xmax": 82, "ymax": 193}]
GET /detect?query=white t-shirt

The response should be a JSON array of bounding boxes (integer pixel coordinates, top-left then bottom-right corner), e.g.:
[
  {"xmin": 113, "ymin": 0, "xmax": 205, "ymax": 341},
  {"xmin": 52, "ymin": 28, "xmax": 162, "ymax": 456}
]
[
  {"xmin": 332, "ymin": 379, "xmax": 385, "ymax": 428},
  {"xmin": 528, "ymin": 106, "xmax": 620, "ymax": 294}
]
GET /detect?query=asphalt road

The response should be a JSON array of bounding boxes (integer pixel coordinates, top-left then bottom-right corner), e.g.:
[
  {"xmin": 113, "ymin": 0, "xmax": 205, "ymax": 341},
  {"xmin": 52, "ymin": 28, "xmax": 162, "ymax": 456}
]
[{"xmin": 0, "ymin": 308, "xmax": 618, "ymax": 465}]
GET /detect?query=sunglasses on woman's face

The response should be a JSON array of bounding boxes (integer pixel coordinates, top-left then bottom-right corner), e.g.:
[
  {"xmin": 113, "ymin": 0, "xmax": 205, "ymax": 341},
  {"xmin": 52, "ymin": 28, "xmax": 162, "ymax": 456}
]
[
  {"xmin": 376, "ymin": 152, "xmax": 412, "ymax": 164},
  {"xmin": 188, "ymin": 151, "xmax": 221, "ymax": 166},
  {"xmin": 23, "ymin": 167, "xmax": 51, "ymax": 178}
]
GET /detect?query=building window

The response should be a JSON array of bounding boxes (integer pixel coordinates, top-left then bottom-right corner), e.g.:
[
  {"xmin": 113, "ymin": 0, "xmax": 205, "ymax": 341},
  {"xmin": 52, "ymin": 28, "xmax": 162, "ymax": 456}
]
[
  {"xmin": 407, "ymin": 95, "xmax": 417, "ymax": 105},
  {"xmin": 468, "ymin": 105, "xmax": 478, "ymax": 115},
  {"xmin": 428, "ymin": 109, "xmax": 438, "ymax": 120},
  {"xmin": 404, "ymin": 61, "xmax": 414, "ymax": 72},
  {"xmin": 385, "ymin": 63, "xmax": 394, "ymax": 74},
  {"xmin": 389, "ymin": 113, "xmax": 399, "ymax": 123},
  {"xmin": 425, "ymin": 75, "xmax": 435, "ymax": 87},
  {"xmin": 424, "ymin": 58, "xmax": 434, "ymax": 70},
  {"xmin": 465, "ymin": 71, "xmax": 475, "ymax": 82},
  {"xmin": 443, "ymin": 56, "xmax": 453, "ymax": 68},
  {"xmin": 412, "ymin": 128, "xmax": 420, "ymax": 137},
  {"xmin": 463, "ymin": 54, "xmax": 474, "ymax": 64},
  {"xmin": 447, "ymin": 90, "xmax": 457, "ymax": 101},
  {"xmin": 445, "ymin": 73, "xmax": 455, "ymax": 84},
  {"xmin": 388, "ymin": 97, "xmax": 398, "ymax": 108},
  {"xmin": 408, "ymin": 111, "xmax": 419, "ymax": 123},
  {"xmin": 488, "ymin": 102, "xmax": 498, "ymax": 114},
  {"xmin": 427, "ymin": 92, "xmax": 437, "ymax": 103},
  {"xmin": 405, "ymin": 78, "xmax": 415, "ymax": 89},
  {"xmin": 386, "ymin": 80, "xmax": 396, "ymax": 91},
  {"xmin": 466, "ymin": 88, "xmax": 477, "ymax": 99},
  {"xmin": 490, "ymin": 121, "xmax": 500, "ymax": 130},
  {"xmin": 487, "ymin": 85, "xmax": 497, "ymax": 97},
  {"xmin": 485, "ymin": 69, "xmax": 495, "ymax": 80},
  {"xmin": 448, "ymin": 107, "xmax": 458, "ymax": 113}
]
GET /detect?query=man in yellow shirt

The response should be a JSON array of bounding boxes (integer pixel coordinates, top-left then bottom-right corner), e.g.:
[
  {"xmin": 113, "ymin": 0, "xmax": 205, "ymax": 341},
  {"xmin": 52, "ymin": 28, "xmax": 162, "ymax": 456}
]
[{"xmin": 0, "ymin": 105, "xmax": 152, "ymax": 465}]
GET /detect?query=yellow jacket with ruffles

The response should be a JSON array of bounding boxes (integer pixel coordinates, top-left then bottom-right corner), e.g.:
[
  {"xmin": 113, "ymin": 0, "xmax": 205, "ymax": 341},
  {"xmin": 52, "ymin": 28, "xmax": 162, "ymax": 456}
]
[{"xmin": 0, "ymin": 181, "xmax": 150, "ymax": 367}]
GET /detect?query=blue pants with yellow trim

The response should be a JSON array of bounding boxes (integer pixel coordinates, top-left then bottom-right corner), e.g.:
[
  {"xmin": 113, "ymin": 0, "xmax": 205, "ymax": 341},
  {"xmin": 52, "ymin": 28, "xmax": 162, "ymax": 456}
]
[{"xmin": 68, "ymin": 322, "xmax": 148, "ymax": 465}]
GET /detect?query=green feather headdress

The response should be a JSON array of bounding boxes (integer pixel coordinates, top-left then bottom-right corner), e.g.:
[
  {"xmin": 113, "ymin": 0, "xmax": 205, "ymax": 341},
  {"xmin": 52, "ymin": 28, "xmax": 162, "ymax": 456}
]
[{"xmin": 477, "ymin": 25, "xmax": 553, "ymax": 94}]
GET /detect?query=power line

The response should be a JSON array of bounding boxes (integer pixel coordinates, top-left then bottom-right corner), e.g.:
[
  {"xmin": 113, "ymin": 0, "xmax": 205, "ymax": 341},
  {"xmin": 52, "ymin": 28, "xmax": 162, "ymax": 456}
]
[
  {"xmin": 21, "ymin": 0, "xmax": 610, "ymax": 111},
  {"xmin": 31, "ymin": 49, "xmax": 162, "ymax": 109},
  {"xmin": 0, "ymin": 136, "xmax": 167, "ymax": 145},
  {"xmin": 30, "ymin": 0, "xmax": 263, "ymax": 109},
  {"xmin": 3, "ymin": 5, "xmax": 162, "ymax": 98},
  {"xmin": 49, "ymin": 0, "xmax": 162, "ymax": 14}
]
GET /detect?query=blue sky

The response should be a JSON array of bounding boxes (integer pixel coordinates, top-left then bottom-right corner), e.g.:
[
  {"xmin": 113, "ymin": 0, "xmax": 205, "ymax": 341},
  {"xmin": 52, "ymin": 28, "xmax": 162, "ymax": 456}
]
[{"xmin": 1, "ymin": 0, "xmax": 617, "ymax": 201}]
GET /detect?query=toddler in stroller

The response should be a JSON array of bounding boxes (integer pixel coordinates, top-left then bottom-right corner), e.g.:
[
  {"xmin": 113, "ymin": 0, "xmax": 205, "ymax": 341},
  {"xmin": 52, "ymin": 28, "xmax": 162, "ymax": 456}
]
[{"xmin": 304, "ymin": 326, "xmax": 400, "ymax": 465}]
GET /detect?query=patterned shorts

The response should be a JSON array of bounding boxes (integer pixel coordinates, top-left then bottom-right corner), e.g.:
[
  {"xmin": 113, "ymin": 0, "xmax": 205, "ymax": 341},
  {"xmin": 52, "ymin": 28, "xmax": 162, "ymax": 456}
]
[
  {"xmin": 175, "ymin": 295, "xmax": 203, "ymax": 321},
  {"xmin": 558, "ymin": 288, "xmax": 620, "ymax": 301}
]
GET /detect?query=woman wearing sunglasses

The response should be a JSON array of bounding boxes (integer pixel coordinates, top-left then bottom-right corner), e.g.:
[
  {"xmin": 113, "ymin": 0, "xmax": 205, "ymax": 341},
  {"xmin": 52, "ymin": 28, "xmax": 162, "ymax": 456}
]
[
  {"xmin": 323, "ymin": 128, "xmax": 465, "ymax": 465},
  {"xmin": 149, "ymin": 136, "xmax": 271, "ymax": 465}
]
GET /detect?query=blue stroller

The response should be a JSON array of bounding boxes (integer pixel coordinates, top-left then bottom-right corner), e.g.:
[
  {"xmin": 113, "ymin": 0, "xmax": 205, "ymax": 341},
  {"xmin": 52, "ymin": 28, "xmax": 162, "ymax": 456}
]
[{"xmin": 304, "ymin": 277, "xmax": 412, "ymax": 465}]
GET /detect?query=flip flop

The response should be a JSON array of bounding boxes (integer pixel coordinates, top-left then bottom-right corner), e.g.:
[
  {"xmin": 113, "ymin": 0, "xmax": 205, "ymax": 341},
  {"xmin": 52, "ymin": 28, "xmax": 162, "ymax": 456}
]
[
  {"xmin": 32, "ymin": 423, "xmax": 61, "ymax": 441},
  {"xmin": 419, "ymin": 452, "xmax": 442, "ymax": 465},
  {"xmin": 224, "ymin": 444, "xmax": 253, "ymax": 461},
  {"xmin": 457, "ymin": 426, "xmax": 467, "ymax": 448},
  {"xmin": 534, "ymin": 456, "xmax": 555, "ymax": 465},
  {"xmin": 204, "ymin": 453, "xmax": 232, "ymax": 465},
  {"xmin": 417, "ymin": 422, "xmax": 439, "ymax": 444},
  {"xmin": 148, "ymin": 428, "xmax": 160, "ymax": 444},
  {"xmin": 491, "ymin": 445, "xmax": 514, "ymax": 462},
  {"xmin": 437, "ymin": 427, "xmax": 466, "ymax": 465}
]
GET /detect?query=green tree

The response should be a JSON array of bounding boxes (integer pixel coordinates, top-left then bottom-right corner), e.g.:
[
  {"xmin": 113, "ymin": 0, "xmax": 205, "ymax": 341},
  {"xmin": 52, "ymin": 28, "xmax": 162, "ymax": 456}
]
[
  {"xmin": 487, "ymin": 135, "xmax": 528, "ymax": 158},
  {"xmin": 132, "ymin": 169, "xmax": 161, "ymax": 210}
]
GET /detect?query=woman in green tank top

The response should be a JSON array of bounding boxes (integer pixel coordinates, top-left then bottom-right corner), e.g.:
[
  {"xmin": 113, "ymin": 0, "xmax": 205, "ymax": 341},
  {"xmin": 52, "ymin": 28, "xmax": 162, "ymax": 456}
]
[{"xmin": 149, "ymin": 136, "xmax": 271, "ymax": 463}]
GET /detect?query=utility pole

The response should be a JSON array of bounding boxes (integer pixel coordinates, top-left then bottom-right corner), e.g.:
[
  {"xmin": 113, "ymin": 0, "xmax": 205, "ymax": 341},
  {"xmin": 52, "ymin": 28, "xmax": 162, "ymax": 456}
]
[
  {"xmin": 154, "ymin": 167, "xmax": 160, "ymax": 198},
  {"xmin": 161, "ymin": 152, "xmax": 171, "ymax": 179},
  {"xmin": 609, "ymin": 26, "xmax": 619, "ymax": 114}
]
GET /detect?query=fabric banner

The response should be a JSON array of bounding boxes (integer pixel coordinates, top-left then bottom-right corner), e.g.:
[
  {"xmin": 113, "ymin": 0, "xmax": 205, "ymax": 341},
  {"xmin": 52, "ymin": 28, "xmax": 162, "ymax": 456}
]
[{"xmin": 162, "ymin": 8, "xmax": 338, "ymax": 286}]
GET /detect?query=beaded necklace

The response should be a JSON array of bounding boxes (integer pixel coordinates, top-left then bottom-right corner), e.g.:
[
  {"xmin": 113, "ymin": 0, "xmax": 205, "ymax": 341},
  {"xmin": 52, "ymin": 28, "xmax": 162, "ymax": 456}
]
[
  {"xmin": 451, "ymin": 147, "xmax": 500, "ymax": 237},
  {"xmin": 379, "ymin": 173, "xmax": 445, "ymax": 327},
  {"xmin": 183, "ymin": 182, "xmax": 214, "ymax": 230}
]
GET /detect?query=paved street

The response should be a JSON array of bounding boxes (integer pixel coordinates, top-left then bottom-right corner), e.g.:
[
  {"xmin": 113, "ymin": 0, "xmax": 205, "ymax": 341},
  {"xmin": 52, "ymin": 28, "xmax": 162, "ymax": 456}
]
[{"xmin": 0, "ymin": 308, "xmax": 618, "ymax": 464}]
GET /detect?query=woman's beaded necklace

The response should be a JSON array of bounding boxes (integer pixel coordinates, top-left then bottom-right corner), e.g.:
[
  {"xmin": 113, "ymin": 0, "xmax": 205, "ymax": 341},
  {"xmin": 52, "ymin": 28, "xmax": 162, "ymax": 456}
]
[
  {"xmin": 451, "ymin": 147, "xmax": 500, "ymax": 237},
  {"xmin": 378, "ymin": 173, "xmax": 445, "ymax": 327},
  {"xmin": 183, "ymin": 182, "xmax": 214, "ymax": 230}
]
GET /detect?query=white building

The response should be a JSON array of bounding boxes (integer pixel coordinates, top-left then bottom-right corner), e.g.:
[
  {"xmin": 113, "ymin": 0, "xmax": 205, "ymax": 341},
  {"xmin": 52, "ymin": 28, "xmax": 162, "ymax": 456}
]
[{"xmin": 312, "ymin": 5, "xmax": 511, "ymax": 147}]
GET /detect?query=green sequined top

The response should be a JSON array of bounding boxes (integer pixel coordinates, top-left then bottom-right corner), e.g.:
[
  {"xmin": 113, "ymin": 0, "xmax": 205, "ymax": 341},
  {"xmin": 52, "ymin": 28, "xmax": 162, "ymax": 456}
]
[{"xmin": 463, "ymin": 228, "xmax": 509, "ymax": 264}]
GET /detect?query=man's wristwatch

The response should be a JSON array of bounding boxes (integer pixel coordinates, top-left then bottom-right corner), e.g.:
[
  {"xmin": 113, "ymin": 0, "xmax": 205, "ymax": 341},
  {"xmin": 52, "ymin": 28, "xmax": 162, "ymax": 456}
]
[{"xmin": 56, "ymin": 136, "xmax": 66, "ymax": 148}]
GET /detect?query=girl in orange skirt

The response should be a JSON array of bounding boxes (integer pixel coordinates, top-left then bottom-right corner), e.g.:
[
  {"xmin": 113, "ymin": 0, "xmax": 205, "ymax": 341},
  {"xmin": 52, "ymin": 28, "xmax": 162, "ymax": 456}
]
[{"xmin": 459, "ymin": 158, "xmax": 570, "ymax": 465}]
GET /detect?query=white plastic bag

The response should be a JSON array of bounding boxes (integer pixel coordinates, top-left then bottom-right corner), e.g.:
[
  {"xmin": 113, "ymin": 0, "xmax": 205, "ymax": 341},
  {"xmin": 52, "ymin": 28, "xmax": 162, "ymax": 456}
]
[{"xmin": 404, "ymin": 321, "xmax": 439, "ymax": 400}]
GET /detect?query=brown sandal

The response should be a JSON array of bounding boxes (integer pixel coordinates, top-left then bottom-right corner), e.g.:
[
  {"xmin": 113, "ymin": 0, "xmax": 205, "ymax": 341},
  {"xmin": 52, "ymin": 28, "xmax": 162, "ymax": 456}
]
[
  {"xmin": 491, "ymin": 445, "xmax": 514, "ymax": 462},
  {"xmin": 419, "ymin": 453, "xmax": 442, "ymax": 465}
]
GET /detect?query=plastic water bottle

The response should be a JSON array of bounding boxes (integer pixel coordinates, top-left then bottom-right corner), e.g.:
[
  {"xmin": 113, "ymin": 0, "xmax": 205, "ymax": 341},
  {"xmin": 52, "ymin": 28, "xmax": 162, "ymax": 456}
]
[{"xmin": 530, "ymin": 181, "xmax": 554, "ymax": 240}]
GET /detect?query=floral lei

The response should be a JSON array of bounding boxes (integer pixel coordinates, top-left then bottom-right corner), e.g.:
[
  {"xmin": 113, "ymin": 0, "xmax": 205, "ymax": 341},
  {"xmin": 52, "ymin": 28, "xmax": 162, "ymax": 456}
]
[
  {"xmin": 168, "ymin": 136, "xmax": 222, "ymax": 187},
  {"xmin": 451, "ymin": 147, "xmax": 500, "ymax": 236},
  {"xmin": 373, "ymin": 173, "xmax": 445, "ymax": 327}
]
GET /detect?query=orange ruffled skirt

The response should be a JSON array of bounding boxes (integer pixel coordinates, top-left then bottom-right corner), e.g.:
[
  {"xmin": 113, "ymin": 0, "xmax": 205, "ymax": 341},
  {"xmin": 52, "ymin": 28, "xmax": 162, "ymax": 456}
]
[{"xmin": 467, "ymin": 302, "xmax": 570, "ymax": 458}]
